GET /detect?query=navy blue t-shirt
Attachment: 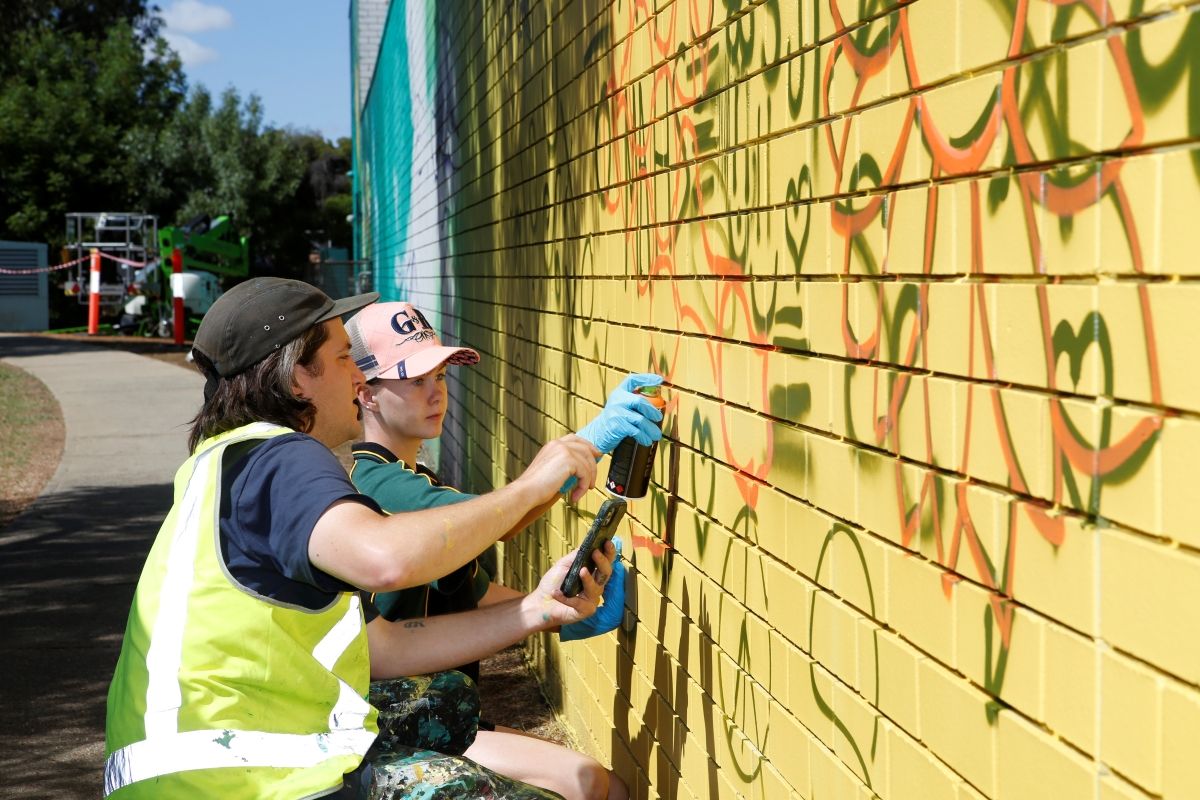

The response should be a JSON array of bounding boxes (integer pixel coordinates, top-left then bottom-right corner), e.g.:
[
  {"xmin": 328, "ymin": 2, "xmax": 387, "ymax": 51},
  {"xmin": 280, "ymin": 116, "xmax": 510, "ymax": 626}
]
[{"xmin": 218, "ymin": 433, "xmax": 383, "ymax": 610}]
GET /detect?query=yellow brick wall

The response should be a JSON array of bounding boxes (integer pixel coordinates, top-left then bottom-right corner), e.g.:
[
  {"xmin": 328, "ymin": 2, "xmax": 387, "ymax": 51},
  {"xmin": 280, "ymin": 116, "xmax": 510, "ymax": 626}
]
[{"xmin": 399, "ymin": 1, "xmax": 1200, "ymax": 797}]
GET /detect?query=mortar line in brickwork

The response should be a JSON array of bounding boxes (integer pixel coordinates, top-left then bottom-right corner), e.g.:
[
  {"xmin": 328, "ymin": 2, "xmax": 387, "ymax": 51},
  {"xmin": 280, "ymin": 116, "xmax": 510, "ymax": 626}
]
[
  {"xmin": 439, "ymin": 0, "xmax": 902, "ymax": 174},
  {"xmin": 438, "ymin": 0, "xmax": 616, "ymax": 165},
  {"xmin": 609, "ymin": 603, "xmax": 825, "ymax": 793},
  {"xmin": 556, "ymin": 314, "xmax": 1194, "ymax": 420},
  {"xmin": 441, "ymin": 0, "xmax": 604, "ymax": 148},
  {"xmin": 455, "ymin": 316, "xmax": 1196, "ymax": 539},
  {"xmin": 428, "ymin": 127, "xmax": 1194, "ymax": 240},
  {"xmin": 362, "ymin": 0, "xmax": 506, "ymax": 122},
  {"xmin": 401, "ymin": 235, "xmax": 1195, "ymax": 289},
  {"xmin": 650, "ymin": 375, "xmax": 1183, "ymax": 555},
  {"xmin": 449, "ymin": 304, "xmax": 1197, "ymax": 429},
  {"xmin": 400, "ymin": 2, "xmax": 1190, "ymax": 231},
  {"xmin": 653, "ymin": 473, "xmax": 1121, "ymax": 784},
  {"xmin": 618, "ymin": 492, "xmax": 994, "ymax": 798},
  {"xmin": 420, "ymin": 68, "xmax": 1200, "ymax": 252},
  {"xmin": 609, "ymin": 549, "xmax": 830, "ymax": 777},
  {"xmin": 405, "ymin": 134, "xmax": 1200, "ymax": 251},
  {"xmin": 422, "ymin": 3, "xmax": 1200, "ymax": 226}
]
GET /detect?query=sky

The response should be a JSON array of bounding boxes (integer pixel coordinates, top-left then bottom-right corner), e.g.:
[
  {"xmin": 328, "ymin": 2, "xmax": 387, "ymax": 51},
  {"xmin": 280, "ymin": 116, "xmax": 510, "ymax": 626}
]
[{"xmin": 158, "ymin": 0, "xmax": 353, "ymax": 143}]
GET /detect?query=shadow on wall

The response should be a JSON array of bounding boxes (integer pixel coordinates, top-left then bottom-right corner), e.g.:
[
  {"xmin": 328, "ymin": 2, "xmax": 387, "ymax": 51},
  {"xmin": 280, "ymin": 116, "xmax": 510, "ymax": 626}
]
[{"xmin": 0, "ymin": 481, "xmax": 174, "ymax": 795}]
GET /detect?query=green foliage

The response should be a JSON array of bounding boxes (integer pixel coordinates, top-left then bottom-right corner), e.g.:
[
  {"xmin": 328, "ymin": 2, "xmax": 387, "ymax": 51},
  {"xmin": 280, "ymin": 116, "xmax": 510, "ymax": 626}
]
[
  {"xmin": 0, "ymin": 0, "xmax": 161, "ymax": 71},
  {"xmin": 0, "ymin": 22, "xmax": 184, "ymax": 246},
  {"xmin": 0, "ymin": 3, "xmax": 353, "ymax": 277}
]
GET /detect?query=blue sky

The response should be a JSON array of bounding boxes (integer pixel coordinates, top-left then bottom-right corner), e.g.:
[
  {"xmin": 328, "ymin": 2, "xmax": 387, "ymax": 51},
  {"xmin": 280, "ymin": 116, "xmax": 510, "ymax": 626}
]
[{"xmin": 158, "ymin": 0, "xmax": 352, "ymax": 142}]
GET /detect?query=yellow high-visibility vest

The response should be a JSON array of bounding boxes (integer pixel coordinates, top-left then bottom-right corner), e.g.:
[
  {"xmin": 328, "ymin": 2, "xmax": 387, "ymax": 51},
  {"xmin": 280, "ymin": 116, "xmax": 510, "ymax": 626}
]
[{"xmin": 104, "ymin": 422, "xmax": 378, "ymax": 798}]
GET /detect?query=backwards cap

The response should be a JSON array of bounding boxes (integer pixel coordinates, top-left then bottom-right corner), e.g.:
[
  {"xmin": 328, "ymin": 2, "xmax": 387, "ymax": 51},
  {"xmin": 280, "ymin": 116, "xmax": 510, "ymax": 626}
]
[{"xmin": 346, "ymin": 301, "xmax": 480, "ymax": 381}]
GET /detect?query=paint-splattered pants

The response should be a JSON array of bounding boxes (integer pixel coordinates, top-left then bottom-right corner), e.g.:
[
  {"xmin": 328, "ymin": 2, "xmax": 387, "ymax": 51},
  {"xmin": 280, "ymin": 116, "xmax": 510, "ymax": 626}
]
[{"xmin": 333, "ymin": 672, "xmax": 562, "ymax": 799}]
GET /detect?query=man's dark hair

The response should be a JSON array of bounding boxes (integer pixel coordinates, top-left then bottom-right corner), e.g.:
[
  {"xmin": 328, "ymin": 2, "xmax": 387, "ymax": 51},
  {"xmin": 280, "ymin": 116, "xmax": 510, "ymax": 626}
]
[{"xmin": 188, "ymin": 323, "xmax": 329, "ymax": 452}]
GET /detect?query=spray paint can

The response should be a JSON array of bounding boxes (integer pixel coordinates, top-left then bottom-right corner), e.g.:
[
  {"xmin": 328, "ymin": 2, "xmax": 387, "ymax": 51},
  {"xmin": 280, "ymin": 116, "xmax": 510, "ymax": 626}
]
[{"xmin": 605, "ymin": 385, "xmax": 666, "ymax": 499}]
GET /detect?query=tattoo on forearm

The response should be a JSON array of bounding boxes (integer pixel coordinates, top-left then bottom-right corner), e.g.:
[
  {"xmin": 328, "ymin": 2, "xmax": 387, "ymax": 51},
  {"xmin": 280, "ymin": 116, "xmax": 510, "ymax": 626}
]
[{"xmin": 403, "ymin": 620, "xmax": 426, "ymax": 629}]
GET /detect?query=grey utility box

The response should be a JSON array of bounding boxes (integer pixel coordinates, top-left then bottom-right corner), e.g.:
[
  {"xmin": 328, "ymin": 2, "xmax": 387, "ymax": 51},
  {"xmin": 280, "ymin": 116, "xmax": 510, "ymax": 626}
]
[{"xmin": 0, "ymin": 241, "xmax": 49, "ymax": 331}]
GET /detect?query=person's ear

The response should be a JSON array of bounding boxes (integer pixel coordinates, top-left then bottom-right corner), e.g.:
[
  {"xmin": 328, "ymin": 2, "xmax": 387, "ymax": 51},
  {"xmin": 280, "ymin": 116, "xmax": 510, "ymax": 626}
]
[{"xmin": 355, "ymin": 382, "xmax": 376, "ymax": 411}]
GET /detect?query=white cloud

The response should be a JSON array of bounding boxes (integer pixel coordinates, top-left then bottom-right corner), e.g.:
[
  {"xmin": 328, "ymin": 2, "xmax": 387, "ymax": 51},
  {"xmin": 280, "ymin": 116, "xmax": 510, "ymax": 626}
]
[
  {"xmin": 162, "ymin": 31, "xmax": 219, "ymax": 66},
  {"xmin": 161, "ymin": 0, "xmax": 233, "ymax": 34}
]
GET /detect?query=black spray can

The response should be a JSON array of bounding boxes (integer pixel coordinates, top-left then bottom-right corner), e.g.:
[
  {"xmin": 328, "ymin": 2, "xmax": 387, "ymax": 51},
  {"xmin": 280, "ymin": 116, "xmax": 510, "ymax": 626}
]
[{"xmin": 604, "ymin": 385, "xmax": 666, "ymax": 498}]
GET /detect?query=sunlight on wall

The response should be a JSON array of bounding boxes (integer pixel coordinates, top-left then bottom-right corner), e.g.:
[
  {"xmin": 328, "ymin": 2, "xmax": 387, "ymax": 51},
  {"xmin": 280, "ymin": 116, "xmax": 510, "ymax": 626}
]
[{"xmin": 354, "ymin": 1, "xmax": 1200, "ymax": 797}]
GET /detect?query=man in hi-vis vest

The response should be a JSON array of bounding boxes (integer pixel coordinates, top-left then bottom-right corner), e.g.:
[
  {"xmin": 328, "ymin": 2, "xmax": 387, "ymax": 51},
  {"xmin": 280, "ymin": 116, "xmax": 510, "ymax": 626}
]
[{"xmin": 105, "ymin": 278, "xmax": 611, "ymax": 799}]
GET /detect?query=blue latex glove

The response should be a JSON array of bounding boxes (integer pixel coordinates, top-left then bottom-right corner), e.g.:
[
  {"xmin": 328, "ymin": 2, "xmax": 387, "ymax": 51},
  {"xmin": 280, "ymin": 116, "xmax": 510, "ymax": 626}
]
[
  {"xmin": 560, "ymin": 538, "xmax": 626, "ymax": 642},
  {"xmin": 576, "ymin": 373, "xmax": 665, "ymax": 454},
  {"xmin": 562, "ymin": 373, "xmax": 665, "ymax": 495}
]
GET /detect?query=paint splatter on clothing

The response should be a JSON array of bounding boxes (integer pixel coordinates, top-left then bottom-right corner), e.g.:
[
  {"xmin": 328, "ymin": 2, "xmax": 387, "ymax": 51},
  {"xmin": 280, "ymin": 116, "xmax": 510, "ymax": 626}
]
[
  {"xmin": 370, "ymin": 673, "xmax": 481, "ymax": 756},
  {"xmin": 330, "ymin": 672, "xmax": 561, "ymax": 799}
]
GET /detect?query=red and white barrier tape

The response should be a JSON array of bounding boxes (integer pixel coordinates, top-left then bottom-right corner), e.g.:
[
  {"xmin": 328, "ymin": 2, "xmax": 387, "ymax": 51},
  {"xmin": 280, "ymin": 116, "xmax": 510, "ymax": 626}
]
[
  {"xmin": 98, "ymin": 252, "xmax": 152, "ymax": 267},
  {"xmin": 0, "ymin": 255, "xmax": 90, "ymax": 275},
  {"xmin": 0, "ymin": 250, "xmax": 153, "ymax": 275}
]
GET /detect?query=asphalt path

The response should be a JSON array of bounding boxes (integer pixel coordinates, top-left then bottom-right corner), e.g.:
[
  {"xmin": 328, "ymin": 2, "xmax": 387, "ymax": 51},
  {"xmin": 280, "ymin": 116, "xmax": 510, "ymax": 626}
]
[{"xmin": 0, "ymin": 335, "xmax": 202, "ymax": 798}]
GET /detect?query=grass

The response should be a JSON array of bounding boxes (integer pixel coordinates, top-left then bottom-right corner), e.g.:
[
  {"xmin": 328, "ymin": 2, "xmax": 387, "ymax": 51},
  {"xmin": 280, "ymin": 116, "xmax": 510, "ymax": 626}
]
[{"xmin": 0, "ymin": 360, "xmax": 65, "ymax": 528}]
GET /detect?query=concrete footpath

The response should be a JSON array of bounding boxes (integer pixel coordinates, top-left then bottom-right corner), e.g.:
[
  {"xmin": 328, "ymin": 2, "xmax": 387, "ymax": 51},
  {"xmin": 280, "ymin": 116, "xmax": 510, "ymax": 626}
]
[{"xmin": 0, "ymin": 335, "xmax": 203, "ymax": 798}]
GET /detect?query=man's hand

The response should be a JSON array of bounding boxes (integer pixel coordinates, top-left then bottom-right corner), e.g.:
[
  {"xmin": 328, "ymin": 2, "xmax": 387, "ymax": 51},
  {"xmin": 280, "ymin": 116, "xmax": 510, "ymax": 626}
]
[
  {"xmin": 576, "ymin": 373, "xmax": 664, "ymax": 454},
  {"xmin": 521, "ymin": 542, "xmax": 616, "ymax": 630},
  {"xmin": 514, "ymin": 435, "xmax": 599, "ymax": 505}
]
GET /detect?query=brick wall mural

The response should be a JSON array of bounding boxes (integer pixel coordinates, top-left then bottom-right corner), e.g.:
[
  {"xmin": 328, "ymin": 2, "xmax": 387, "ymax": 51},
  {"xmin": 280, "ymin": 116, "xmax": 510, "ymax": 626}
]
[{"xmin": 352, "ymin": 0, "xmax": 1200, "ymax": 797}]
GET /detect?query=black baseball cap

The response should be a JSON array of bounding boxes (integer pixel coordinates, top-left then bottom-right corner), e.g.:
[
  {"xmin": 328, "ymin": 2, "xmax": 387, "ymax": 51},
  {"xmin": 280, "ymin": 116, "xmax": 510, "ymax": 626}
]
[{"xmin": 193, "ymin": 278, "xmax": 379, "ymax": 377}]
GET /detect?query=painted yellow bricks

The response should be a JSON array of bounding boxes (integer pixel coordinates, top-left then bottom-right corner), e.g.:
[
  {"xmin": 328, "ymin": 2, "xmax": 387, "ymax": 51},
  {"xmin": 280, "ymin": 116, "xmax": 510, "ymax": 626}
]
[
  {"xmin": 809, "ymin": 733, "xmax": 873, "ymax": 799},
  {"xmin": 1143, "ymin": 284, "xmax": 1200, "ymax": 415},
  {"xmin": 904, "ymin": 0, "xmax": 960, "ymax": 87},
  {"xmin": 765, "ymin": 697, "xmax": 812, "ymax": 796},
  {"xmin": 1010, "ymin": 509, "xmax": 1097, "ymax": 636},
  {"xmin": 804, "ymin": 431, "xmax": 858, "ymax": 524},
  {"xmin": 1100, "ymin": 525, "xmax": 1200, "ymax": 685},
  {"xmin": 1097, "ymin": 283, "xmax": 1160, "ymax": 407},
  {"xmin": 854, "ymin": 447, "xmax": 905, "ymax": 546},
  {"xmin": 1150, "ymin": 147, "xmax": 1200, "ymax": 277},
  {"xmin": 887, "ymin": 547, "xmax": 956, "ymax": 667},
  {"xmin": 1162, "ymin": 679, "xmax": 1200, "ymax": 799},
  {"xmin": 923, "ymin": 282, "xmax": 977, "ymax": 377},
  {"xmin": 873, "ymin": 628, "xmax": 923, "ymax": 740},
  {"xmin": 996, "ymin": 710, "xmax": 1094, "ymax": 800},
  {"xmin": 1130, "ymin": 9, "xmax": 1198, "ymax": 150},
  {"xmin": 919, "ymin": 658, "xmax": 999, "ymax": 796},
  {"xmin": 1042, "ymin": 622, "xmax": 1097, "ymax": 753},
  {"xmin": 761, "ymin": 553, "xmax": 813, "ymax": 649},
  {"xmin": 1100, "ymin": 648, "xmax": 1163, "ymax": 793},
  {"xmin": 884, "ymin": 720, "xmax": 960, "ymax": 800},
  {"xmin": 374, "ymin": 1, "xmax": 1200, "ymax": 797},
  {"xmin": 957, "ymin": 586, "xmax": 1043, "ymax": 720},
  {"xmin": 808, "ymin": 590, "xmax": 859, "ymax": 687}
]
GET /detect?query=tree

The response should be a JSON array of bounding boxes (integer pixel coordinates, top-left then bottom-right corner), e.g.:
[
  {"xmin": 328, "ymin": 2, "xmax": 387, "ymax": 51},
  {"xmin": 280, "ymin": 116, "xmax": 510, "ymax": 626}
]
[
  {"xmin": 0, "ymin": 0, "xmax": 161, "ymax": 73},
  {"xmin": 0, "ymin": 22, "xmax": 184, "ymax": 249},
  {"xmin": 0, "ymin": 3, "xmax": 353, "ymax": 281},
  {"xmin": 150, "ymin": 86, "xmax": 313, "ymax": 274}
]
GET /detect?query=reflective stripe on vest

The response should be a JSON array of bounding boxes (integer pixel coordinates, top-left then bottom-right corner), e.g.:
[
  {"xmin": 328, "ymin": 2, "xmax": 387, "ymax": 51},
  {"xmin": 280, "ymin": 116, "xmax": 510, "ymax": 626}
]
[{"xmin": 104, "ymin": 423, "xmax": 375, "ymax": 796}]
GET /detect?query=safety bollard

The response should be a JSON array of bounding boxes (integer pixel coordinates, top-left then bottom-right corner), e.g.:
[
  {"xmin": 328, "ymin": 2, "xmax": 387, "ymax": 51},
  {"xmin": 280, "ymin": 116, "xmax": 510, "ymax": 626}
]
[
  {"xmin": 87, "ymin": 249, "xmax": 100, "ymax": 335},
  {"xmin": 172, "ymin": 247, "xmax": 184, "ymax": 345}
]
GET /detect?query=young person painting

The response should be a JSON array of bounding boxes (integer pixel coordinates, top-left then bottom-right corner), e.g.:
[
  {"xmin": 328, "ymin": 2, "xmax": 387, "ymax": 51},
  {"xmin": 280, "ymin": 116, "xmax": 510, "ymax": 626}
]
[{"xmin": 346, "ymin": 301, "xmax": 664, "ymax": 800}]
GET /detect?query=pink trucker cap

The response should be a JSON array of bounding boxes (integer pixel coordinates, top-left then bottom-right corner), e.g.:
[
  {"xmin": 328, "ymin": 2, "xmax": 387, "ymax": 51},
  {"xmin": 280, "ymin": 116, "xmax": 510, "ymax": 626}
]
[{"xmin": 346, "ymin": 302, "xmax": 480, "ymax": 381}]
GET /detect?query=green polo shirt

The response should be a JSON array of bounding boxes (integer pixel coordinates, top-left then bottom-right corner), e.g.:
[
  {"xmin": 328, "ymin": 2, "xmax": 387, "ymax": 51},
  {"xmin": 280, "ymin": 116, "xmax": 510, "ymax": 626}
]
[{"xmin": 349, "ymin": 442, "xmax": 490, "ymax": 623}]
